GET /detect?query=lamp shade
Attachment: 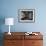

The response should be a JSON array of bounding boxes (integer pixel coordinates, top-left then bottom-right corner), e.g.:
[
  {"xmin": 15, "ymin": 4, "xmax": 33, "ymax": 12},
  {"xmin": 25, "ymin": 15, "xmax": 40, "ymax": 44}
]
[{"xmin": 5, "ymin": 18, "xmax": 14, "ymax": 25}]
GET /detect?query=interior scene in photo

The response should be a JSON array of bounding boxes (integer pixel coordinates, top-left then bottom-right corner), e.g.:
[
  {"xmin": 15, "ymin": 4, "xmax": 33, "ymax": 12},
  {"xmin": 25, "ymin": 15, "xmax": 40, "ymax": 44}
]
[{"xmin": 21, "ymin": 11, "xmax": 33, "ymax": 20}]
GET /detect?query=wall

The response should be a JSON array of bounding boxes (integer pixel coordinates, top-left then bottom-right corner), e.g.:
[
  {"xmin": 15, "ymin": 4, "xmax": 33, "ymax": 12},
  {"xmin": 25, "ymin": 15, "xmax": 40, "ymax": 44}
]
[{"xmin": 0, "ymin": 0, "xmax": 46, "ymax": 32}]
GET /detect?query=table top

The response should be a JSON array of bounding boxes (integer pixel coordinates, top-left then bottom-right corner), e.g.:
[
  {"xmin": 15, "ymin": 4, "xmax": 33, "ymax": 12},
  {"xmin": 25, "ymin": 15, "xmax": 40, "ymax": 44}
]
[{"xmin": 4, "ymin": 32, "xmax": 43, "ymax": 40}]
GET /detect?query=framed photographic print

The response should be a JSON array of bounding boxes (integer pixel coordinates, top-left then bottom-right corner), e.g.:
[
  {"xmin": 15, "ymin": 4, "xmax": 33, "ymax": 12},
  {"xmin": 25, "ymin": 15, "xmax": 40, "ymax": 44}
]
[{"xmin": 18, "ymin": 9, "xmax": 35, "ymax": 23}]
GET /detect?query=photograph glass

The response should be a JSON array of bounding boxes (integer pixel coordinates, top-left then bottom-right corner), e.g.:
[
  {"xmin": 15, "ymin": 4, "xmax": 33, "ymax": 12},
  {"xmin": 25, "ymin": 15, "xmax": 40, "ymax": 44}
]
[{"xmin": 18, "ymin": 9, "xmax": 35, "ymax": 23}]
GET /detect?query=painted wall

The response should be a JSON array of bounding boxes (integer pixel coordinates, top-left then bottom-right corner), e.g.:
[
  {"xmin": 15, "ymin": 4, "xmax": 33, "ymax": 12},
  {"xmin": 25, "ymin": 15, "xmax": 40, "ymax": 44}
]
[{"xmin": 0, "ymin": 0, "xmax": 46, "ymax": 32}]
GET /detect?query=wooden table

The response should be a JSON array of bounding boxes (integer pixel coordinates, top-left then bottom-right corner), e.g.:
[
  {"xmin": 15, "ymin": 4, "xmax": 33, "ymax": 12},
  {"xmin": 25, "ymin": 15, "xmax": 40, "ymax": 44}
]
[{"xmin": 4, "ymin": 32, "xmax": 43, "ymax": 46}]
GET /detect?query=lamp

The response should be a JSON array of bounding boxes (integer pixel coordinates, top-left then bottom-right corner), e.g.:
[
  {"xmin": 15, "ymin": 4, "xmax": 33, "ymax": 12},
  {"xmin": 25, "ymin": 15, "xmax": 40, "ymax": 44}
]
[{"xmin": 5, "ymin": 18, "xmax": 14, "ymax": 35}]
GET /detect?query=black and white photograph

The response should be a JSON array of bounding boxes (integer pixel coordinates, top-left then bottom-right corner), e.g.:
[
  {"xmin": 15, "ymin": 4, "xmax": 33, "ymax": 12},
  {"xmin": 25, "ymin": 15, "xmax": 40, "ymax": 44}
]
[{"xmin": 18, "ymin": 9, "xmax": 35, "ymax": 23}]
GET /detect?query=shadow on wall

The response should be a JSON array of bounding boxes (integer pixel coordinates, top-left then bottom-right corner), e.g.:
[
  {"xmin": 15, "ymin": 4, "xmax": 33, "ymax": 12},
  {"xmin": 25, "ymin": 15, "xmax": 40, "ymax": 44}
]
[{"xmin": 0, "ymin": 16, "xmax": 5, "ymax": 46}]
